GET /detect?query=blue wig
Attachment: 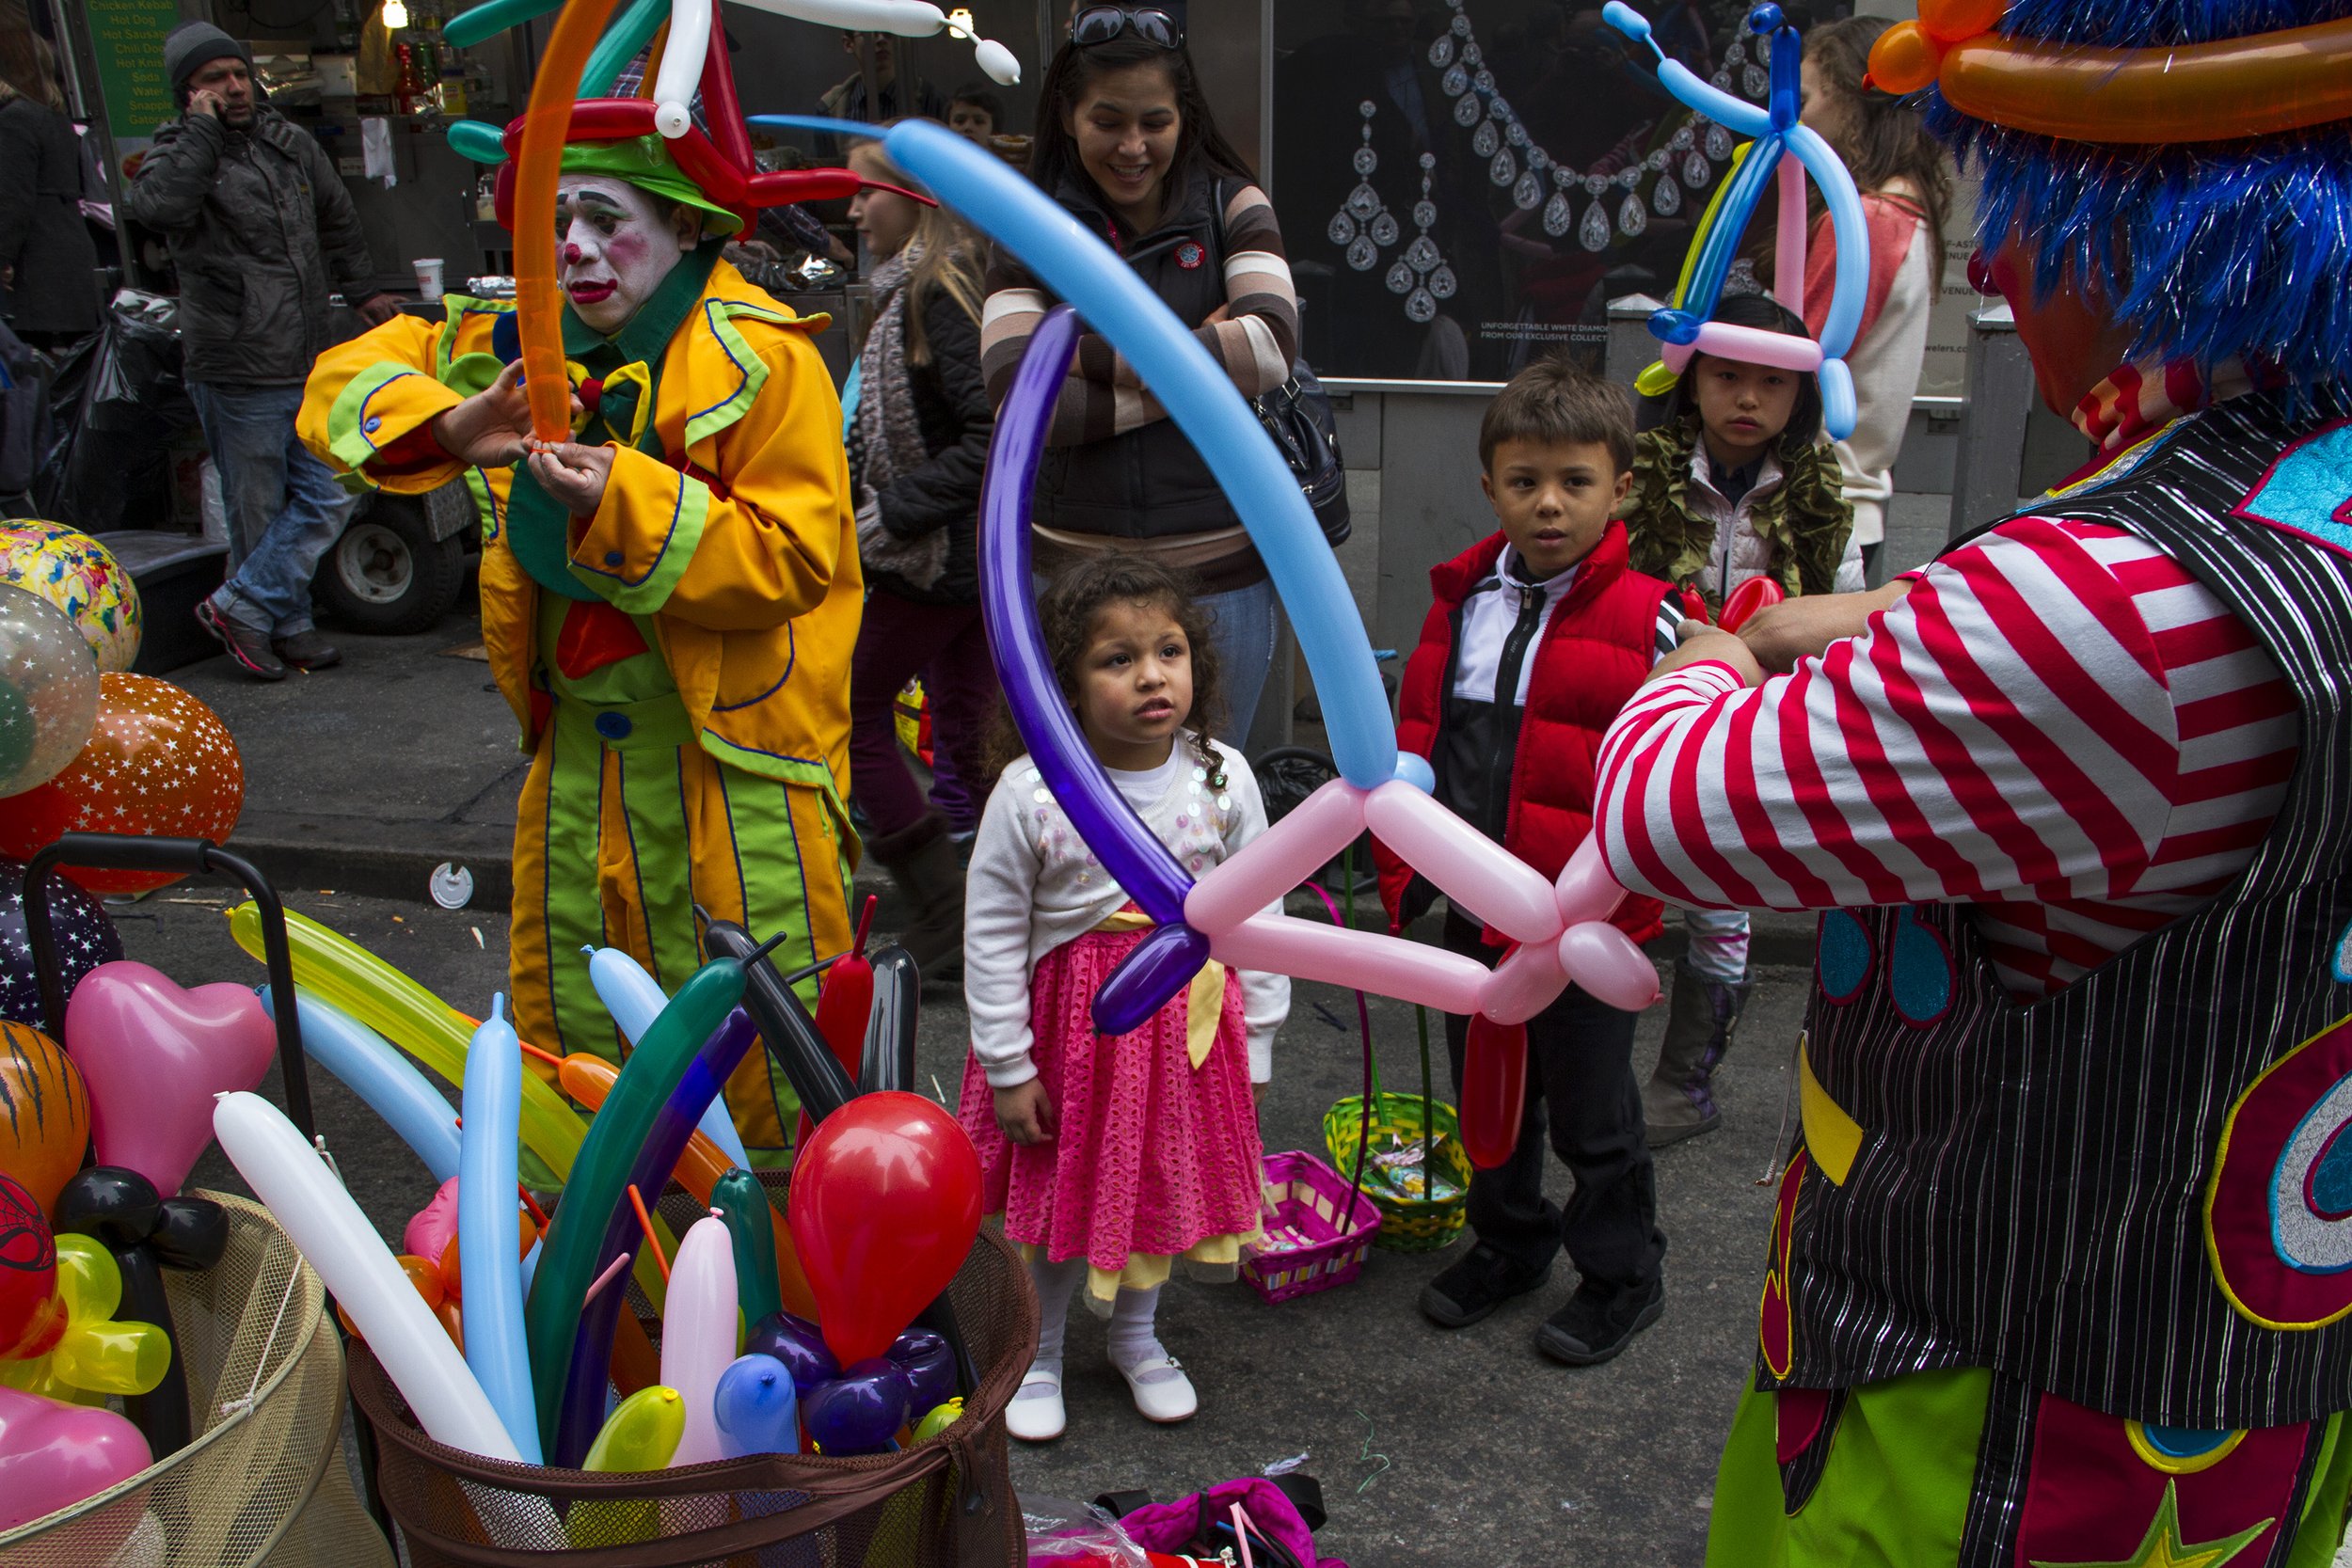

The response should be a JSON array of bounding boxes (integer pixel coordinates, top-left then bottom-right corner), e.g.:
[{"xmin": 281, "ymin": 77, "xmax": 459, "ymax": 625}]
[{"xmin": 1925, "ymin": 0, "xmax": 2352, "ymax": 388}]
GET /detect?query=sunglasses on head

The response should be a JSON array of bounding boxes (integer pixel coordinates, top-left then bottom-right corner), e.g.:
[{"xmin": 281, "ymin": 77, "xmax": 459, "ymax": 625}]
[{"xmin": 1072, "ymin": 6, "xmax": 1184, "ymax": 49}]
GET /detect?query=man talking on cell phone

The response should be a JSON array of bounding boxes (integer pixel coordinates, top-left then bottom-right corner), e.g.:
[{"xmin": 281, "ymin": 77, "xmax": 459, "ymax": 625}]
[{"xmin": 122, "ymin": 22, "xmax": 406, "ymax": 681}]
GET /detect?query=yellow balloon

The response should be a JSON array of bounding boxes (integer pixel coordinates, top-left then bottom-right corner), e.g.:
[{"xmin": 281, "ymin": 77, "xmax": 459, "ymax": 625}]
[
  {"xmin": 571, "ymin": 1386, "xmax": 684, "ymax": 1547},
  {"xmin": 583, "ymin": 1385, "xmax": 685, "ymax": 1473},
  {"xmin": 0, "ymin": 1236, "xmax": 170, "ymax": 1399},
  {"xmin": 224, "ymin": 901, "xmax": 674, "ymax": 1309},
  {"xmin": 912, "ymin": 1398, "xmax": 962, "ymax": 1442}
]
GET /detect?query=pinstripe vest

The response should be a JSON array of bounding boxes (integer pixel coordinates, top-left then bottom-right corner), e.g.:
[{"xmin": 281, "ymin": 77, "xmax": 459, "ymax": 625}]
[{"xmin": 1773, "ymin": 383, "xmax": 2352, "ymax": 1428}]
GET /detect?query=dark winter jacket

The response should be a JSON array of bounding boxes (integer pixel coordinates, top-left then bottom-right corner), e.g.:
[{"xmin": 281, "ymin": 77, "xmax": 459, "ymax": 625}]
[
  {"xmin": 119, "ymin": 104, "xmax": 378, "ymax": 386},
  {"xmin": 982, "ymin": 167, "xmax": 1297, "ymax": 590},
  {"xmin": 1375, "ymin": 522, "xmax": 1667, "ymax": 948},
  {"xmin": 0, "ymin": 96, "xmax": 99, "ymax": 336},
  {"xmin": 858, "ymin": 284, "xmax": 991, "ymax": 606}
]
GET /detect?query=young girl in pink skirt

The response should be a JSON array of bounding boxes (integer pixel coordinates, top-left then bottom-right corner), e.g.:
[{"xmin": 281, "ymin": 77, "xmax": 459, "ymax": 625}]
[{"xmin": 959, "ymin": 556, "xmax": 1289, "ymax": 1442}]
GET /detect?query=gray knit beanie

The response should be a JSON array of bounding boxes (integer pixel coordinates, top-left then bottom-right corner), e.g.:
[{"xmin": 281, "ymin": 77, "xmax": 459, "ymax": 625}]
[{"xmin": 164, "ymin": 22, "xmax": 248, "ymax": 93}]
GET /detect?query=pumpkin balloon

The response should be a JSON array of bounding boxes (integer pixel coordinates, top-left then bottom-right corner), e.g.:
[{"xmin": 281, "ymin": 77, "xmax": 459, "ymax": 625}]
[
  {"xmin": 0, "ymin": 1022, "xmax": 89, "ymax": 1215},
  {"xmin": 0, "ymin": 674, "xmax": 243, "ymax": 895}
]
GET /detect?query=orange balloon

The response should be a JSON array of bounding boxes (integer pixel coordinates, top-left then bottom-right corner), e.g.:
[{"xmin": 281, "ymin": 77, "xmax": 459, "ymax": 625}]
[
  {"xmin": 0, "ymin": 673, "xmax": 242, "ymax": 894},
  {"xmin": 0, "ymin": 1021, "xmax": 88, "ymax": 1213},
  {"xmin": 512, "ymin": 0, "xmax": 626, "ymax": 436},
  {"xmin": 1941, "ymin": 18, "xmax": 2352, "ymax": 145},
  {"xmin": 336, "ymin": 1255, "xmax": 447, "ymax": 1344},
  {"xmin": 1867, "ymin": 22, "xmax": 1944, "ymax": 94},
  {"xmin": 437, "ymin": 1209, "xmax": 536, "ymax": 1300},
  {"xmin": 560, "ymin": 1053, "xmax": 818, "ymax": 1320},
  {"xmin": 435, "ymin": 1297, "xmax": 465, "ymax": 1354},
  {"xmin": 610, "ymin": 1307, "xmax": 658, "ymax": 1396},
  {"xmin": 1917, "ymin": 0, "xmax": 2003, "ymax": 44}
]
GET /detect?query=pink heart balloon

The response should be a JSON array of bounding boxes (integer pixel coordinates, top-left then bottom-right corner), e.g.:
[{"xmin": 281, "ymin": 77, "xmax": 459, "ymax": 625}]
[
  {"xmin": 65, "ymin": 961, "xmax": 276, "ymax": 1196},
  {"xmin": 404, "ymin": 1175, "xmax": 462, "ymax": 1262},
  {"xmin": 0, "ymin": 1385, "xmax": 151, "ymax": 1530}
]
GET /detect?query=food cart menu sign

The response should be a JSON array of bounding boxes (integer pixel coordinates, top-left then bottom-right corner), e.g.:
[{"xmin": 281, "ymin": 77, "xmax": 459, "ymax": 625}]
[{"xmin": 87, "ymin": 0, "xmax": 182, "ymax": 141}]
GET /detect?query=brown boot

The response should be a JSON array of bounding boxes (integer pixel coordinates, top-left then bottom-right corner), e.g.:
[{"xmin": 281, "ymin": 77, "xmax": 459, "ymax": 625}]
[
  {"xmin": 867, "ymin": 814, "xmax": 966, "ymax": 982},
  {"xmin": 1644, "ymin": 957, "xmax": 1751, "ymax": 1146}
]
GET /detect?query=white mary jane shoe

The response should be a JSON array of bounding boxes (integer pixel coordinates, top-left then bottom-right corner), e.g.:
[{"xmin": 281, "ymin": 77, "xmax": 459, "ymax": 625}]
[
  {"xmin": 1006, "ymin": 1366, "xmax": 1066, "ymax": 1442},
  {"xmin": 1114, "ymin": 1354, "xmax": 1198, "ymax": 1424}
]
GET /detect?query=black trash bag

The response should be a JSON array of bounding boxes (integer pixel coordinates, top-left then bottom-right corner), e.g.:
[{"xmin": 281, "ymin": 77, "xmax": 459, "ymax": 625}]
[
  {"xmin": 0, "ymin": 321, "xmax": 51, "ymax": 500},
  {"xmin": 35, "ymin": 291, "xmax": 195, "ymax": 531}
]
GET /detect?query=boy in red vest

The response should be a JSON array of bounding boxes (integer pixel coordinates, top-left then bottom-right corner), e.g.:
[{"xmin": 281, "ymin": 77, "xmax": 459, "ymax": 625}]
[{"xmin": 1375, "ymin": 358, "xmax": 1680, "ymax": 1365}]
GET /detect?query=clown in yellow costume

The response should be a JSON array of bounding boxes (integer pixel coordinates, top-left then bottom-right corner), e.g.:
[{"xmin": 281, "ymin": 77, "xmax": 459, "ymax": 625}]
[{"xmin": 297, "ymin": 135, "xmax": 859, "ymax": 1159}]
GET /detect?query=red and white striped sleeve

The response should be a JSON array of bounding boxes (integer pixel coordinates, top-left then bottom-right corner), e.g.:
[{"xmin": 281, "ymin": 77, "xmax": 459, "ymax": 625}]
[{"xmin": 1593, "ymin": 518, "xmax": 2292, "ymax": 922}]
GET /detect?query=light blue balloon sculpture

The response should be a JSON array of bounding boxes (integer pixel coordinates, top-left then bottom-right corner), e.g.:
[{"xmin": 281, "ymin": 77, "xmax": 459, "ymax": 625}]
[
  {"xmin": 265, "ymin": 988, "xmax": 461, "ymax": 1182},
  {"xmin": 584, "ymin": 944, "xmax": 752, "ymax": 1169},
  {"xmin": 1602, "ymin": 2, "xmax": 1869, "ymax": 440}
]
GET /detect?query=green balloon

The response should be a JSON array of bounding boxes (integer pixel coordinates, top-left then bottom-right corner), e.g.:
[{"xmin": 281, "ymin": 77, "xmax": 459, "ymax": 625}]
[
  {"xmin": 443, "ymin": 0, "xmax": 558, "ymax": 50},
  {"xmin": 445, "ymin": 119, "xmax": 508, "ymax": 166},
  {"xmin": 579, "ymin": 0, "xmax": 672, "ymax": 97},
  {"xmin": 523, "ymin": 957, "xmax": 745, "ymax": 1446},
  {"xmin": 712, "ymin": 1167, "xmax": 784, "ymax": 1327}
]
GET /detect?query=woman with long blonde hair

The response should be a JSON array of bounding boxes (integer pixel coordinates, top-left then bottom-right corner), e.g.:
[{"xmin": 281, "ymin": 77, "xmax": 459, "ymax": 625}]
[{"xmin": 842, "ymin": 127, "xmax": 997, "ymax": 977}]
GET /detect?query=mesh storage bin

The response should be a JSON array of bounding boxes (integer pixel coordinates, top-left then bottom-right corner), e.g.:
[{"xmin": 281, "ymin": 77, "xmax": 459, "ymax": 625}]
[
  {"xmin": 349, "ymin": 1227, "xmax": 1038, "ymax": 1567},
  {"xmin": 0, "ymin": 1192, "xmax": 392, "ymax": 1568}
]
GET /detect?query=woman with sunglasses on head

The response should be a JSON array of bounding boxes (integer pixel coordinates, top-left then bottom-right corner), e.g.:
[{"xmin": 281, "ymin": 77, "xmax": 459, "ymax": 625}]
[{"xmin": 982, "ymin": 5, "xmax": 1298, "ymax": 749}]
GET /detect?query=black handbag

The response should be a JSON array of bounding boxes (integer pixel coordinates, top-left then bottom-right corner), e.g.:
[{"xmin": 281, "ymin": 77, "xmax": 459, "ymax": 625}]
[{"xmin": 1203, "ymin": 179, "xmax": 1352, "ymax": 549}]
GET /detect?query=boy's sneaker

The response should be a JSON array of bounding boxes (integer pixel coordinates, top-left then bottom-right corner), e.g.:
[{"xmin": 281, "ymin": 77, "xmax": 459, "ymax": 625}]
[
  {"xmin": 273, "ymin": 629, "xmax": 342, "ymax": 670},
  {"xmin": 1535, "ymin": 1276, "xmax": 1664, "ymax": 1367},
  {"xmin": 1418, "ymin": 1243, "xmax": 1551, "ymax": 1329}
]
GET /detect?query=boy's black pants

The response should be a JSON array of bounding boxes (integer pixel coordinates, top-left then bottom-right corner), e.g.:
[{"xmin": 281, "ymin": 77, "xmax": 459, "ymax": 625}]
[{"xmin": 1440, "ymin": 909, "xmax": 1664, "ymax": 1294}]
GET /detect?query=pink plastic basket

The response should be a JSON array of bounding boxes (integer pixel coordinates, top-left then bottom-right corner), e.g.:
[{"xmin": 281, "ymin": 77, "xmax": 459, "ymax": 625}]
[{"xmin": 1240, "ymin": 1149, "xmax": 1383, "ymax": 1304}]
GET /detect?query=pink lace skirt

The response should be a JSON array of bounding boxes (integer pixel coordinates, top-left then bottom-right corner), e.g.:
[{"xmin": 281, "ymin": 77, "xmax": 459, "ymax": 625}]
[{"xmin": 958, "ymin": 927, "xmax": 1263, "ymax": 1275}]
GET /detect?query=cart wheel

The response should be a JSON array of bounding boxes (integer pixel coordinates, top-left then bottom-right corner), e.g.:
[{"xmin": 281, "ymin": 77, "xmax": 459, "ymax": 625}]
[
  {"xmin": 320, "ymin": 497, "xmax": 465, "ymax": 635},
  {"xmin": 1251, "ymin": 745, "xmax": 1380, "ymax": 899}
]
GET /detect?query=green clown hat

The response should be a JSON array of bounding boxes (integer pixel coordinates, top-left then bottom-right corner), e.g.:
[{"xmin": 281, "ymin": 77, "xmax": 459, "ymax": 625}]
[{"xmin": 558, "ymin": 134, "xmax": 742, "ymax": 237}]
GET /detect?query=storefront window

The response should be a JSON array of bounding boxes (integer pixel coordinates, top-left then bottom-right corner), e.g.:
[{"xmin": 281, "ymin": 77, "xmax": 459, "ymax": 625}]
[{"xmin": 1273, "ymin": 0, "xmax": 1848, "ymax": 383}]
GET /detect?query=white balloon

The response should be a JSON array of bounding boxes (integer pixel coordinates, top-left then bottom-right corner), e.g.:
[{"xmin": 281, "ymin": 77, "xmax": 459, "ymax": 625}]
[
  {"xmin": 212, "ymin": 1091, "xmax": 525, "ymax": 1462},
  {"xmin": 652, "ymin": 0, "xmax": 711, "ymax": 138},
  {"xmin": 659, "ymin": 1215, "xmax": 738, "ymax": 1467},
  {"xmin": 726, "ymin": 0, "xmax": 944, "ymax": 37},
  {"xmin": 973, "ymin": 37, "xmax": 1020, "ymax": 87}
]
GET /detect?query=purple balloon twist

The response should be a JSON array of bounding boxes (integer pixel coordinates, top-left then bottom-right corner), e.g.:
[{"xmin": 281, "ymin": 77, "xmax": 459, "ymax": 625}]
[{"xmin": 978, "ymin": 303, "xmax": 1209, "ymax": 1035}]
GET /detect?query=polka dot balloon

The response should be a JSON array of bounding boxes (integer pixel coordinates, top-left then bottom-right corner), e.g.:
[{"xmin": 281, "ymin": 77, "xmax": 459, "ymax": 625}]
[
  {"xmin": 0, "ymin": 583, "xmax": 100, "ymax": 798},
  {"xmin": 0, "ymin": 673, "xmax": 244, "ymax": 894}
]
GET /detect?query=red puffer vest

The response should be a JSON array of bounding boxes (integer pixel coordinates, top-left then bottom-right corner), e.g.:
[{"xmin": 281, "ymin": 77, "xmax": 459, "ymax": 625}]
[{"xmin": 1375, "ymin": 522, "xmax": 1667, "ymax": 947}]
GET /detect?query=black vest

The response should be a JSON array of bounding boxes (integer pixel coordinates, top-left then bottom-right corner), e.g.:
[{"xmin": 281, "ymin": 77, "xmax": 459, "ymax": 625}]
[
  {"xmin": 1030, "ymin": 168, "xmax": 1244, "ymax": 544},
  {"xmin": 1775, "ymin": 384, "xmax": 2352, "ymax": 1428}
]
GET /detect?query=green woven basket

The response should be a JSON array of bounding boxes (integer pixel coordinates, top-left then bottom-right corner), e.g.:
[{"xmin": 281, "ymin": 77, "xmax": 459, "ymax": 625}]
[
  {"xmin": 1323, "ymin": 1002, "xmax": 1470, "ymax": 1254},
  {"xmin": 1322, "ymin": 1089, "xmax": 1470, "ymax": 1253}
]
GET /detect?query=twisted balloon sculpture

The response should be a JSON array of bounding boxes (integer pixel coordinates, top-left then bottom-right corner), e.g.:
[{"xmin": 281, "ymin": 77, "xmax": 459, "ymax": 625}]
[{"xmin": 1604, "ymin": 2, "xmax": 1870, "ymax": 441}]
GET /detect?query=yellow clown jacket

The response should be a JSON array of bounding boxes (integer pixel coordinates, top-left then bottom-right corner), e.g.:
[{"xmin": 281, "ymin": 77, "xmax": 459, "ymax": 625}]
[{"xmin": 294, "ymin": 261, "xmax": 862, "ymax": 820}]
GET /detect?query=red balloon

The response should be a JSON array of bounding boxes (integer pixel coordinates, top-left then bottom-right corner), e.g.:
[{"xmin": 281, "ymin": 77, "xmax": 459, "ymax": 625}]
[
  {"xmin": 0, "ymin": 1172, "xmax": 61, "ymax": 1360},
  {"xmin": 1461, "ymin": 1014, "xmax": 1529, "ymax": 1171},
  {"xmin": 1717, "ymin": 576, "xmax": 1786, "ymax": 636},
  {"xmin": 788, "ymin": 1091, "xmax": 981, "ymax": 1368},
  {"xmin": 0, "ymin": 673, "xmax": 243, "ymax": 893}
]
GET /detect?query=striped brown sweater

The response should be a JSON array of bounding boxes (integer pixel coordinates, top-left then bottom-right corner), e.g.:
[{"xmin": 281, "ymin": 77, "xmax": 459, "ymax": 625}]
[{"xmin": 981, "ymin": 173, "xmax": 1298, "ymax": 449}]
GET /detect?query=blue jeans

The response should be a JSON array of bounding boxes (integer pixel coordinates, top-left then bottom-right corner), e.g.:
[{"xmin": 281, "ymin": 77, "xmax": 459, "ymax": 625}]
[
  {"xmin": 190, "ymin": 381, "xmax": 355, "ymax": 638},
  {"xmin": 1197, "ymin": 575, "xmax": 1282, "ymax": 751}
]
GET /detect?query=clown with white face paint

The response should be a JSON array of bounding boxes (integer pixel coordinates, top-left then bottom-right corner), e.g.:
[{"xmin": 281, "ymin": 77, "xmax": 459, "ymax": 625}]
[{"xmin": 294, "ymin": 132, "xmax": 863, "ymax": 1160}]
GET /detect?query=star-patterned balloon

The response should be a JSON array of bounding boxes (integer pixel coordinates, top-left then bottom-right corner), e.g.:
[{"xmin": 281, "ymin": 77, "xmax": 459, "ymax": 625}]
[
  {"xmin": 0, "ymin": 674, "xmax": 243, "ymax": 895},
  {"xmin": 0, "ymin": 522, "xmax": 141, "ymax": 675},
  {"xmin": 0, "ymin": 584, "xmax": 99, "ymax": 798},
  {"xmin": 0, "ymin": 860, "xmax": 121, "ymax": 1033}
]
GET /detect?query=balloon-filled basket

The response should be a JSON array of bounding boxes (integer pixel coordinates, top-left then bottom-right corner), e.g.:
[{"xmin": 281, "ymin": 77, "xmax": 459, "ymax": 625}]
[
  {"xmin": 347, "ymin": 1212, "xmax": 1038, "ymax": 1568},
  {"xmin": 0, "ymin": 1193, "xmax": 389, "ymax": 1568}
]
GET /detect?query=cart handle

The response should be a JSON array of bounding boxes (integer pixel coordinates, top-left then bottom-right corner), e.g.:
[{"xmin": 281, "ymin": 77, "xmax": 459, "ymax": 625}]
[{"xmin": 24, "ymin": 833, "xmax": 316, "ymax": 1143}]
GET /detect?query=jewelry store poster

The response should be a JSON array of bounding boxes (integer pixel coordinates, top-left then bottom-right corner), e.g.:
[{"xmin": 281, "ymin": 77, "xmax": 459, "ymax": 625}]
[{"xmin": 1273, "ymin": 1, "xmax": 1844, "ymax": 383}]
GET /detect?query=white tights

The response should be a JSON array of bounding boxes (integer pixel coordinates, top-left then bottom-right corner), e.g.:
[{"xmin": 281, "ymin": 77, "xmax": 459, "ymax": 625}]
[{"xmin": 1023, "ymin": 1255, "xmax": 1177, "ymax": 1389}]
